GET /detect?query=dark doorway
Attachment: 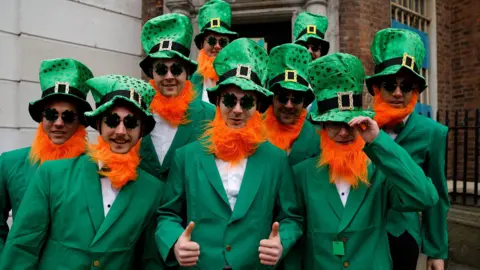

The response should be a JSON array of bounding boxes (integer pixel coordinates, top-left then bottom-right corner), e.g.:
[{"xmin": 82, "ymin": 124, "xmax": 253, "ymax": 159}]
[{"xmin": 231, "ymin": 21, "xmax": 292, "ymax": 53}]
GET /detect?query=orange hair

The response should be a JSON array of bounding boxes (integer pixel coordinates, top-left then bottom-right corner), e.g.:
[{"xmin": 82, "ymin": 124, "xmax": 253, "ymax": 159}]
[{"xmin": 263, "ymin": 106, "xmax": 307, "ymax": 151}]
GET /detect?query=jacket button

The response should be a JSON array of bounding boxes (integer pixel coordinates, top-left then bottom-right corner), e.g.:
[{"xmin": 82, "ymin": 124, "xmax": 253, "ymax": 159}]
[
  {"xmin": 343, "ymin": 261, "xmax": 349, "ymax": 268},
  {"xmin": 93, "ymin": 260, "xmax": 100, "ymax": 267},
  {"xmin": 226, "ymin": 245, "xmax": 232, "ymax": 251},
  {"xmin": 341, "ymin": 237, "xmax": 348, "ymax": 243}
]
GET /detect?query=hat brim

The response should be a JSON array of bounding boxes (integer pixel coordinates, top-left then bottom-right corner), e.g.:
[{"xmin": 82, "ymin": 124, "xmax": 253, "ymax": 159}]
[
  {"xmin": 366, "ymin": 65, "xmax": 427, "ymax": 95},
  {"xmin": 194, "ymin": 28, "xmax": 239, "ymax": 49},
  {"xmin": 84, "ymin": 96, "xmax": 156, "ymax": 137},
  {"xmin": 309, "ymin": 108, "xmax": 375, "ymax": 124},
  {"xmin": 29, "ymin": 93, "xmax": 92, "ymax": 126},
  {"xmin": 206, "ymin": 76, "xmax": 272, "ymax": 113},
  {"xmin": 295, "ymin": 35, "xmax": 330, "ymax": 56},
  {"xmin": 140, "ymin": 51, "xmax": 198, "ymax": 78},
  {"xmin": 270, "ymin": 82, "xmax": 316, "ymax": 107}
]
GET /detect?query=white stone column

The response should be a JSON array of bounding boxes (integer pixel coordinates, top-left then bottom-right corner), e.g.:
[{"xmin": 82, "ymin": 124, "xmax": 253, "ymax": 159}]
[
  {"xmin": 165, "ymin": 0, "xmax": 194, "ymax": 17},
  {"xmin": 304, "ymin": 0, "xmax": 328, "ymax": 16}
]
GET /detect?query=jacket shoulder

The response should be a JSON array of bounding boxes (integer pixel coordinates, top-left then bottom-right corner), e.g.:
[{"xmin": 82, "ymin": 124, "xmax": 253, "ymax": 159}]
[{"xmin": 0, "ymin": 147, "xmax": 31, "ymax": 163}]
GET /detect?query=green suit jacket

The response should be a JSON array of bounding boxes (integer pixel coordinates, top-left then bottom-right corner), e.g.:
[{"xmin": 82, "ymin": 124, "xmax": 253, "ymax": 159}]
[
  {"xmin": 285, "ymin": 131, "xmax": 439, "ymax": 270},
  {"xmin": 287, "ymin": 120, "xmax": 320, "ymax": 166},
  {"xmin": 0, "ymin": 154, "xmax": 164, "ymax": 270},
  {"xmin": 0, "ymin": 147, "xmax": 39, "ymax": 255},
  {"xmin": 155, "ymin": 141, "xmax": 303, "ymax": 269},
  {"xmin": 139, "ymin": 98, "xmax": 215, "ymax": 181},
  {"xmin": 191, "ymin": 71, "xmax": 206, "ymax": 103},
  {"xmin": 386, "ymin": 112, "xmax": 450, "ymax": 259}
]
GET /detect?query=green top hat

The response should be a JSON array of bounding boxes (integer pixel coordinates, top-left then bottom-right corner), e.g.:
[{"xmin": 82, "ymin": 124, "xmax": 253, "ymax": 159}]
[
  {"xmin": 85, "ymin": 75, "xmax": 156, "ymax": 136},
  {"xmin": 267, "ymin": 43, "xmax": 315, "ymax": 106},
  {"xmin": 194, "ymin": 0, "xmax": 238, "ymax": 49},
  {"xmin": 29, "ymin": 58, "xmax": 93, "ymax": 125},
  {"xmin": 294, "ymin": 12, "xmax": 330, "ymax": 56},
  {"xmin": 207, "ymin": 38, "xmax": 272, "ymax": 112},
  {"xmin": 366, "ymin": 28, "xmax": 426, "ymax": 95},
  {"xmin": 308, "ymin": 53, "xmax": 374, "ymax": 123},
  {"xmin": 140, "ymin": 13, "xmax": 197, "ymax": 78}
]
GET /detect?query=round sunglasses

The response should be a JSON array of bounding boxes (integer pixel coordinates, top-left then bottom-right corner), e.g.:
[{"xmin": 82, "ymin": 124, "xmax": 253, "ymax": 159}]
[
  {"xmin": 206, "ymin": 36, "xmax": 229, "ymax": 48},
  {"xmin": 380, "ymin": 80, "xmax": 418, "ymax": 93},
  {"xmin": 154, "ymin": 62, "xmax": 185, "ymax": 77},
  {"xmin": 103, "ymin": 113, "xmax": 140, "ymax": 130},
  {"xmin": 323, "ymin": 122, "xmax": 355, "ymax": 135},
  {"xmin": 42, "ymin": 108, "xmax": 77, "ymax": 124},
  {"xmin": 221, "ymin": 93, "xmax": 256, "ymax": 110},
  {"xmin": 275, "ymin": 92, "xmax": 305, "ymax": 105}
]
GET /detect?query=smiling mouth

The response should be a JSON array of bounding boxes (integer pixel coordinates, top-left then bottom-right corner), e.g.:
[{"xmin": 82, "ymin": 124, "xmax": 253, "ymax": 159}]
[
  {"xmin": 52, "ymin": 131, "xmax": 65, "ymax": 135},
  {"xmin": 111, "ymin": 139, "xmax": 129, "ymax": 144}
]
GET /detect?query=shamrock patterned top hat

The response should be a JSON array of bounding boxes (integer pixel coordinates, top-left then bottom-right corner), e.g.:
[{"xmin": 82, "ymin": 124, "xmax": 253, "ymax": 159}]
[
  {"xmin": 194, "ymin": 0, "xmax": 238, "ymax": 49},
  {"xmin": 206, "ymin": 38, "xmax": 272, "ymax": 112},
  {"xmin": 308, "ymin": 53, "xmax": 374, "ymax": 123},
  {"xmin": 294, "ymin": 12, "xmax": 330, "ymax": 56},
  {"xmin": 366, "ymin": 28, "xmax": 426, "ymax": 95},
  {"xmin": 140, "ymin": 13, "xmax": 197, "ymax": 78},
  {"xmin": 29, "ymin": 58, "xmax": 93, "ymax": 125},
  {"xmin": 85, "ymin": 75, "xmax": 156, "ymax": 136},
  {"xmin": 267, "ymin": 43, "xmax": 315, "ymax": 106}
]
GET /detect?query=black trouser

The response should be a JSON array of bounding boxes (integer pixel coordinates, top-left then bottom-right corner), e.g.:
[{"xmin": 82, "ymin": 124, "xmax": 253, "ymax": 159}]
[{"xmin": 388, "ymin": 232, "xmax": 420, "ymax": 270}]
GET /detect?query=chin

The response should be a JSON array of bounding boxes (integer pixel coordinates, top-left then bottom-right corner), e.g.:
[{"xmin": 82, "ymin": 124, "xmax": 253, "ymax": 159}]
[{"xmin": 109, "ymin": 144, "xmax": 131, "ymax": 154}]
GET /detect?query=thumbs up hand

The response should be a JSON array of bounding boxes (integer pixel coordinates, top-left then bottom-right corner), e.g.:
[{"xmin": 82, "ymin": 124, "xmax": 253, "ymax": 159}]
[
  {"xmin": 258, "ymin": 222, "xmax": 283, "ymax": 266},
  {"xmin": 174, "ymin": 222, "xmax": 200, "ymax": 267}
]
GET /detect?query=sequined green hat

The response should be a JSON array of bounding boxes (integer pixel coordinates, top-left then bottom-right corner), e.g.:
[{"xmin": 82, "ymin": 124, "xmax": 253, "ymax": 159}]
[
  {"xmin": 29, "ymin": 58, "xmax": 93, "ymax": 125},
  {"xmin": 308, "ymin": 53, "xmax": 374, "ymax": 123},
  {"xmin": 207, "ymin": 38, "xmax": 272, "ymax": 112},
  {"xmin": 366, "ymin": 28, "xmax": 426, "ymax": 95},
  {"xmin": 267, "ymin": 44, "xmax": 315, "ymax": 106},
  {"xmin": 140, "ymin": 13, "xmax": 197, "ymax": 78},
  {"xmin": 194, "ymin": 0, "xmax": 238, "ymax": 49},
  {"xmin": 85, "ymin": 75, "xmax": 156, "ymax": 136},
  {"xmin": 294, "ymin": 12, "xmax": 330, "ymax": 56}
]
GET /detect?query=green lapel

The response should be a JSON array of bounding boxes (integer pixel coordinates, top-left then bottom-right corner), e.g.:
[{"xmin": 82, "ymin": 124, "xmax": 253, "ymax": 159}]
[
  {"xmin": 91, "ymin": 176, "xmax": 137, "ymax": 246},
  {"xmin": 139, "ymin": 135, "xmax": 162, "ymax": 176},
  {"xmin": 191, "ymin": 71, "xmax": 204, "ymax": 102},
  {"xmin": 394, "ymin": 112, "xmax": 418, "ymax": 145},
  {"xmin": 199, "ymin": 151, "xmax": 231, "ymax": 209},
  {"xmin": 318, "ymin": 166, "xmax": 344, "ymax": 220},
  {"xmin": 289, "ymin": 121, "xmax": 312, "ymax": 162},
  {"xmin": 81, "ymin": 156, "xmax": 105, "ymax": 234},
  {"xmin": 230, "ymin": 145, "xmax": 265, "ymax": 223},
  {"xmin": 337, "ymin": 165, "xmax": 375, "ymax": 232}
]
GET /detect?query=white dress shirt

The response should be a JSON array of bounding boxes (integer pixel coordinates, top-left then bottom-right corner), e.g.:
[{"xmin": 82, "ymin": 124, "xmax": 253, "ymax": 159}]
[
  {"xmin": 150, "ymin": 113, "xmax": 178, "ymax": 164},
  {"xmin": 98, "ymin": 162, "xmax": 119, "ymax": 217},
  {"xmin": 202, "ymin": 78, "xmax": 216, "ymax": 102},
  {"xmin": 215, "ymin": 158, "xmax": 248, "ymax": 211},
  {"xmin": 335, "ymin": 180, "xmax": 351, "ymax": 207},
  {"xmin": 386, "ymin": 115, "xmax": 410, "ymax": 140}
]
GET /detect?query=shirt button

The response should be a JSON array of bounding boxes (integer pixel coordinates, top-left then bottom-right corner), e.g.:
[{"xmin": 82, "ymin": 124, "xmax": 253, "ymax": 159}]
[
  {"xmin": 107, "ymin": 204, "xmax": 111, "ymax": 208},
  {"xmin": 343, "ymin": 261, "xmax": 350, "ymax": 268},
  {"xmin": 93, "ymin": 260, "xmax": 100, "ymax": 267},
  {"xmin": 341, "ymin": 193, "xmax": 345, "ymax": 196},
  {"xmin": 226, "ymin": 245, "xmax": 232, "ymax": 251}
]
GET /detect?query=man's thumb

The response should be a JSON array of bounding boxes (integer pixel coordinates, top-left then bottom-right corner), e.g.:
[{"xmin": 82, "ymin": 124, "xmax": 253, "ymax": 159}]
[
  {"xmin": 182, "ymin": 221, "xmax": 195, "ymax": 240},
  {"xmin": 269, "ymin": 222, "xmax": 280, "ymax": 239}
]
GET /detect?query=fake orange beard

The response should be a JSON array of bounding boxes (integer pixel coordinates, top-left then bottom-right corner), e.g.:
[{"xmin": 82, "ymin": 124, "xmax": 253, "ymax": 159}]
[
  {"xmin": 317, "ymin": 130, "xmax": 369, "ymax": 188},
  {"xmin": 197, "ymin": 49, "xmax": 219, "ymax": 81},
  {"xmin": 87, "ymin": 136, "xmax": 141, "ymax": 189},
  {"xmin": 201, "ymin": 107, "xmax": 266, "ymax": 165},
  {"xmin": 149, "ymin": 80, "xmax": 194, "ymax": 127},
  {"xmin": 263, "ymin": 106, "xmax": 307, "ymax": 151},
  {"xmin": 29, "ymin": 124, "xmax": 87, "ymax": 165},
  {"xmin": 373, "ymin": 90, "xmax": 418, "ymax": 128}
]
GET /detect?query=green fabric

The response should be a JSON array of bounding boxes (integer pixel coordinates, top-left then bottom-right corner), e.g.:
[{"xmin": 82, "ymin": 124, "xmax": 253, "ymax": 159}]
[
  {"xmin": 0, "ymin": 154, "xmax": 165, "ymax": 269},
  {"xmin": 0, "ymin": 147, "xmax": 39, "ymax": 255},
  {"xmin": 140, "ymin": 13, "xmax": 197, "ymax": 77},
  {"xmin": 283, "ymin": 131, "xmax": 439, "ymax": 270},
  {"xmin": 139, "ymin": 98, "xmax": 215, "ymax": 180},
  {"xmin": 191, "ymin": 71, "xmax": 205, "ymax": 103},
  {"xmin": 207, "ymin": 38, "xmax": 272, "ymax": 104},
  {"xmin": 156, "ymin": 141, "xmax": 303, "ymax": 269},
  {"xmin": 308, "ymin": 53, "xmax": 374, "ymax": 123},
  {"xmin": 194, "ymin": 0, "xmax": 238, "ymax": 49},
  {"xmin": 267, "ymin": 43, "xmax": 315, "ymax": 106},
  {"xmin": 366, "ymin": 28, "xmax": 426, "ymax": 94},
  {"xmin": 29, "ymin": 58, "xmax": 93, "ymax": 123},
  {"xmin": 85, "ymin": 74, "xmax": 156, "ymax": 135},
  {"xmin": 385, "ymin": 112, "xmax": 450, "ymax": 259},
  {"xmin": 293, "ymin": 12, "xmax": 330, "ymax": 56},
  {"xmin": 287, "ymin": 120, "xmax": 320, "ymax": 166}
]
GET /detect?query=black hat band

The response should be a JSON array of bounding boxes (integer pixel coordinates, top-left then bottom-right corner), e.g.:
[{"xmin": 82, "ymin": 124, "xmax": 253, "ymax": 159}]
[
  {"xmin": 42, "ymin": 82, "xmax": 87, "ymax": 100},
  {"xmin": 317, "ymin": 92, "xmax": 363, "ymax": 114},
  {"xmin": 296, "ymin": 25, "xmax": 325, "ymax": 41},
  {"xmin": 218, "ymin": 65, "xmax": 262, "ymax": 86},
  {"xmin": 96, "ymin": 89, "xmax": 146, "ymax": 110},
  {"xmin": 149, "ymin": 39, "xmax": 190, "ymax": 58},
  {"xmin": 201, "ymin": 18, "xmax": 231, "ymax": 32},
  {"xmin": 374, "ymin": 53, "xmax": 420, "ymax": 74},
  {"xmin": 268, "ymin": 70, "xmax": 309, "ymax": 88}
]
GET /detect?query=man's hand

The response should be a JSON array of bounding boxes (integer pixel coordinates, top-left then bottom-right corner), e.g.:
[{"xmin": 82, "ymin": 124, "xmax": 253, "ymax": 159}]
[
  {"xmin": 348, "ymin": 116, "xmax": 380, "ymax": 143},
  {"xmin": 173, "ymin": 222, "xmax": 200, "ymax": 267},
  {"xmin": 427, "ymin": 258, "xmax": 444, "ymax": 270},
  {"xmin": 259, "ymin": 222, "xmax": 283, "ymax": 266}
]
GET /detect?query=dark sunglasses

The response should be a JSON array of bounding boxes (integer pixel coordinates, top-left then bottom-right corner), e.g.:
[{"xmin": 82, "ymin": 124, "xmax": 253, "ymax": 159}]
[
  {"xmin": 42, "ymin": 108, "xmax": 77, "ymax": 124},
  {"xmin": 221, "ymin": 93, "xmax": 256, "ymax": 110},
  {"xmin": 305, "ymin": 43, "xmax": 320, "ymax": 52},
  {"xmin": 380, "ymin": 80, "xmax": 417, "ymax": 93},
  {"xmin": 324, "ymin": 121, "xmax": 355, "ymax": 135},
  {"xmin": 207, "ymin": 36, "xmax": 229, "ymax": 48},
  {"xmin": 154, "ymin": 62, "xmax": 185, "ymax": 77},
  {"xmin": 275, "ymin": 91, "xmax": 305, "ymax": 105},
  {"xmin": 103, "ymin": 113, "xmax": 140, "ymax": 130}
]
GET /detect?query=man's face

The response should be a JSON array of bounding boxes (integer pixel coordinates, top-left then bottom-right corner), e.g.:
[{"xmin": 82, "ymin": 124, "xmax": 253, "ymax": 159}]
[
  {"xmin": 218, "ymin": 86, "xmax": 257, "ymax": 129},
  {"xmin": 202, "ymin": 32, "xmax": 230, "ymax": 57},
  {"xmin": 99, "ymin": 106, "xmax": 142, "ymax": 154},
  {"xmin": 373, "ymin": 72, "xmax": 419, "ymax": 108},
  {"xmin": 272, "ymin": 89, "xmax": 305, "ymax": 125},
  {"xmin": 322, "ymin": 121, "xmax": 358, "ymax": 144},
  {"xmin": 303, "ymin": 38, "xmax": 322, "ymax": 60},
  {"xmin": 42, "ymin": 100, "xmax": 81, "ymax": 145},
  {"xmin": 152, "ymin": 59, "xmax": 187, "ymax": 97}
]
